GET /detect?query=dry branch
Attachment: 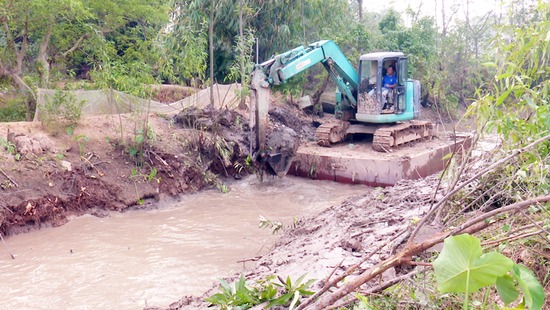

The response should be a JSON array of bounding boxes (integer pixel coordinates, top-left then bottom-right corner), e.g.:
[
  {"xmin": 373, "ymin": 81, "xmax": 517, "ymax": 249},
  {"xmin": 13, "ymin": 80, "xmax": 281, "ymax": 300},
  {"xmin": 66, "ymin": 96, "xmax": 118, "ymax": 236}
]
[
  {"xmin": 295, "ymin": 228, "xmax": 409, "ymax": 310},
  {"xmin": 326, "ymin": 269, "xmax": 421, "ymax": 310},
  {"xmin": 306, "ymin": 194, "xmax": 550, "ymax": 309},
  {"xmin": 62, "ymin": 34, "xmax": 88, "ymax": 57},
  {"xmin": 408, "ymin": 133, "xmax": 550, "ymax": 246},
  {"xmin": 0, "ymin": 167, "xmax": 18, "ymax": 187},
  {"xmin": 483, "ymin": 229, "xmax": 544, "ymax": 247}
]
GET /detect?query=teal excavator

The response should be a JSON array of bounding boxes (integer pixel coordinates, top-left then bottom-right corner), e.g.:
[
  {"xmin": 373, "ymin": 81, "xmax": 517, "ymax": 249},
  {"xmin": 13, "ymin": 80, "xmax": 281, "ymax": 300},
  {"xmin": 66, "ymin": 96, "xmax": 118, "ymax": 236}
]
[{"xmin": 250, "ymin": 40, "xmax": 433, "ymax": 176}]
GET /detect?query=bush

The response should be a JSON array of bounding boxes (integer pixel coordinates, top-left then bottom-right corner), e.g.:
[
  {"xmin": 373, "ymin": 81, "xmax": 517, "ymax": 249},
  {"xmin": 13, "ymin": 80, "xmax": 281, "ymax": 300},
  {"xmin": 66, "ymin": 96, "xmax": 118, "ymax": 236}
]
[
  {"xmin": 0, "ymin": 95, "xmax": 27, "ymax": 122},
  {"xmin": 39, "ymin": 90, "xmax": 84, "ymax": 134}
]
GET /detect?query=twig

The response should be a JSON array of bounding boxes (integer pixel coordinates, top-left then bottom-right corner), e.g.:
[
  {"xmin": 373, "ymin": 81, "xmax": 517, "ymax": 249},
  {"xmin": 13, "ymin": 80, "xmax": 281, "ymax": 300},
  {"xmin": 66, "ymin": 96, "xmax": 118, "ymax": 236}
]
[
  {"xmin": 517, "ymin": 242, "xmax": 550, "ymax": 260},
  {"xmin": 0, "ymin": 232, "xmax": 15, "ymax": 259},
  {"xmin": 150, "ymin": 150, "xmax": 169, "ymax": 166},
  {"xmin": 324, "ymin": 259, "xmax": 344, "ymax": 286},
  {"xmin": 502, "ymin": 221, "xmax": 542, "ymax": 237},
  {"xmin": 519, "ymin": 210, "xmax": 550, "ymax": 244},
  {"xmin": 390, "ymin": 229, "xmax": 411, "ymax": 254},
  {"xmin": 237, "ymin": 256, "xmax": 261, "ymax": 263},
  {"xmin": 0, "ymin": 167, "xmax": 18, "ymax": 187},
  {"xmin": 408, "ymin": 133, "xmax": 550, "ymax": 246},
  {"xmin": 482, "ymin": 229, "xmax": 544, "ymax": 247},
  {"xmin": 296, "ymin": 228, "xmax": 408, "ymax": 310},
  {"xmin": 326, "ymin": 269, "xmax": 421, "ymax": 310},
  {"xmin": 308, "ymin": 194, "xmax": 550, "ymax": 309}
]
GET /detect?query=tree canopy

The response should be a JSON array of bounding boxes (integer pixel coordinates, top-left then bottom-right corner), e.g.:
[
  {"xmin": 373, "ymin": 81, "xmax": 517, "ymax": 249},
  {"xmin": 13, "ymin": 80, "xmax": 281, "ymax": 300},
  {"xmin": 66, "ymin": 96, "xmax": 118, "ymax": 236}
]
[{"xmin": 0, "ymin": 0, "xmax": 544, "ymax": 115}]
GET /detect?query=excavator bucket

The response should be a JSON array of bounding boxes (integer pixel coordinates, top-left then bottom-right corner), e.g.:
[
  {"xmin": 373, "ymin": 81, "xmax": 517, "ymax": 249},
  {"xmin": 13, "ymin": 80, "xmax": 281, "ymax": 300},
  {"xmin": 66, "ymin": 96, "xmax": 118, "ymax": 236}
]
[
  {"xmin": 249, "ymin": 65, "xmax": 299, "ymax": 177},
  {"xmin": 261, "ymin": 153, "xmax": 292, "ymax": 177}
]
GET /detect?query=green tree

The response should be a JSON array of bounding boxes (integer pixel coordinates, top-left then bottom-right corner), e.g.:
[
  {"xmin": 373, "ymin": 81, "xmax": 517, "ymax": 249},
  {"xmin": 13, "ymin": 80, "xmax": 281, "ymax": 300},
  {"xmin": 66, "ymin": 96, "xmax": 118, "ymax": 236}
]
[
  {"xmin": 0, "ymin": 0, "xmax": 88, "ymax": 116},
  {"xmin": 472, "ymin": 1, "xmax": 549, "ymax": 152},
  {"xmin": 0, "ymin": 0, "xmax": 168, "ymax": 118},
  {"xmin": 158, "ymin": 0, "xmax": 208, "ymax": 86}
]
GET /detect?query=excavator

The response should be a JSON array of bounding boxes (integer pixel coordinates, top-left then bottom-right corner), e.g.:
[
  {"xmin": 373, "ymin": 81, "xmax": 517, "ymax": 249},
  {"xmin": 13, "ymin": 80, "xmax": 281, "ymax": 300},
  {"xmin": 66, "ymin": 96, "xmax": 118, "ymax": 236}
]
[{"xmin": 250, "ymin": 40, "xmax": 433, "ymax": 176}]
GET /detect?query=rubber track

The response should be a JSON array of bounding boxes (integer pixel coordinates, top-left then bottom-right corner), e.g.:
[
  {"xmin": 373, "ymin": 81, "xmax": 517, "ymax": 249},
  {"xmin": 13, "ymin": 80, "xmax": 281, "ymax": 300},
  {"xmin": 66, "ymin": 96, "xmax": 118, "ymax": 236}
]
[
  {"xmin": 316, "ymin": 121, "xmax": 350, "ymax": 147},
  {"xmin": 372, "ymin": 121, "xmax": 434, "ymax": 152}
]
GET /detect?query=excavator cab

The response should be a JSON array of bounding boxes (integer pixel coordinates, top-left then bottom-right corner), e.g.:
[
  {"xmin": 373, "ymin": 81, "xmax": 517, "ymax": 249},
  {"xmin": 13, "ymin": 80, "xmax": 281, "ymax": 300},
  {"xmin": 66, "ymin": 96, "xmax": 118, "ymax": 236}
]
[{"xmin": 357, "ymin": 52, "xmax": 407, "ymax": 116}]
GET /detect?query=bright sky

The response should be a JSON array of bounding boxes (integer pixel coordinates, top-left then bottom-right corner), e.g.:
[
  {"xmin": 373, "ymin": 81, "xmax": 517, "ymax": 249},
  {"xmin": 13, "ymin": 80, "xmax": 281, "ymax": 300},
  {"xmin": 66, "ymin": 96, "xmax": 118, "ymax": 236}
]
[{"xmin": 369, "ymin": 0, "xmax": 504, "ymax": 26}]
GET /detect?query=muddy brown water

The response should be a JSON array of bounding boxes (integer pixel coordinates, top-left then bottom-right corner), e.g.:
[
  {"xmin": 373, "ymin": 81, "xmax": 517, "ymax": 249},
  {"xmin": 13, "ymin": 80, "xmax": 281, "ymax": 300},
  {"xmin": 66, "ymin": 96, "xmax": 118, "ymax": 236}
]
[{"xmin": 0, "ymin": 176, "xmax": 369, "ymax": 309}]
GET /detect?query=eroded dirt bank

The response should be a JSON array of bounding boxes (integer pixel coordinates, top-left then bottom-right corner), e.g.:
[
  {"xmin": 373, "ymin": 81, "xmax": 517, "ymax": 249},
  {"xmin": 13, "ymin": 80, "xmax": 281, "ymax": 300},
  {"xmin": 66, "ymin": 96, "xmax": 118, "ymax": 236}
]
[
  {"xmin": 0, "ymin": 114, "xmax": 231, "ymax": 235},
  {"xmin": 0, "ymin": 96, "xmax": 317, "ymax": 236}
]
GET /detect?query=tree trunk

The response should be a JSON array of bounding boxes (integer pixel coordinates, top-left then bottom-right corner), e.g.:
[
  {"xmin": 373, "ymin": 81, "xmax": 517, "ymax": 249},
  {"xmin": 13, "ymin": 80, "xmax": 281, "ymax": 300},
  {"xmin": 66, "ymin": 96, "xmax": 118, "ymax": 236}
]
[
  {"xmin": 2, "ymin": 16, "xmax": 36, "ymax": 120},
  {"xmin": 11, "ymin": 73, "xmax": 37, "ymax": 121},
  {"xmin": 441, "ymin": 0, "xmax": 446, "ymax": 37},
  {"xmin": 301, "ymin": 0, "xmax": 306, "ymax": 44},
  {"xmin": 209, "ymin": 0, "xmax": 215, "ymax": 108},
  {"xmin": 37, "ymin": 23, "xmax": 53, "ymax": 88},
  {"xmin": 357, "ymin": 0, "xmax": 363, "ymax": 21},
  {"xmin": 312, "ymin": 74, "xmax": 330, "ymax": 106},
  {"xmin": 238, "ymin": 0, "xmax": 247, "ymax": 110}
]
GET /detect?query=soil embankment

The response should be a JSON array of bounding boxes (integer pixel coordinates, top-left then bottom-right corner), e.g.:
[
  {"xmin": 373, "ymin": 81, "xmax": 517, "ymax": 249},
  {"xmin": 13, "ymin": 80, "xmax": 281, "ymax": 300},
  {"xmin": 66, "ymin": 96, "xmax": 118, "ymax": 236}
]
[
  {"xmin": 0, "ymin": 87, "xmax": 316, "ymax": 236},
  {"xmin": 0, "ymin": 115, "xmax": 201, "ymax": 235}
]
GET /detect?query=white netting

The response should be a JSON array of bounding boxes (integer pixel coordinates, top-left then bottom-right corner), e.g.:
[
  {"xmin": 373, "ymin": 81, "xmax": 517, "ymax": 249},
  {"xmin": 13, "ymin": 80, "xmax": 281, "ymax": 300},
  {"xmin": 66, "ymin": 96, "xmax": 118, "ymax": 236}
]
[{"xmin": 34, "ymin": 83, "xmax": 242, "ymax": 122}]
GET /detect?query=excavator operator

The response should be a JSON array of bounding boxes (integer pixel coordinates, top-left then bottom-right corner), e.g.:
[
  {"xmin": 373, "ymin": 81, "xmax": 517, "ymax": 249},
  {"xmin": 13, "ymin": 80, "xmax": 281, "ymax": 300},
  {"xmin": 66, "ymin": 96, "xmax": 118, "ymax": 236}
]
[{"xmin": 381, "ymin": 65, "xmax": 397, "ymax": 111}]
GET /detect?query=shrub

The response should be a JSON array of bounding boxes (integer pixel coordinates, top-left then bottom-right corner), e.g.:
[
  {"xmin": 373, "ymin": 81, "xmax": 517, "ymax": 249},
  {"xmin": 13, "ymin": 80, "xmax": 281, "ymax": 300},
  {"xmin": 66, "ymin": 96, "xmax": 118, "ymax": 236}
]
[
  {"xmin": 39, "ymin": 90, "xmax": 84, "ymax": 134},
  {"xmin": 0, "ymin": 95, "xmax": 27, "ymax": 122}
]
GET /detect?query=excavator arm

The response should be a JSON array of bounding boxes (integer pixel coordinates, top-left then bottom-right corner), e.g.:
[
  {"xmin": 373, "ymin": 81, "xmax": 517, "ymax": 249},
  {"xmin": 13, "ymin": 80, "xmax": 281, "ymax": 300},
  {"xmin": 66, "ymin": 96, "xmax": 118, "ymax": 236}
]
[
  {"xmin": 250, "ymin": 40, "xmax": 359, "ymax": 176},
  {"xmin": 265, "ymin": 40, "xmax": 358, "ymax": 105}
]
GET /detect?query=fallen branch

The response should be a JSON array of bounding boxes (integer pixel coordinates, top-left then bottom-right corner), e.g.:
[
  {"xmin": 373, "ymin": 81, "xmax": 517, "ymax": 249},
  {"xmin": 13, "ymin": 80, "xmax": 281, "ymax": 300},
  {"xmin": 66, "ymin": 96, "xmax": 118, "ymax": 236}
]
[
  {"xmin": 482, "ymin": 229, "xmax": 544, "ymax": 247},
  {"xmin": 295, "ymin": 228, "xmax": 409, "ymax": 310},
  {"xmin": 326, "ymin": 269, "xmax": 421, "ymax": 310},
  {"xmin": 306, "ymin": 194, "xmax": 550, "ymax": 309},
  {"xmin": 0, "ymin": 167, "xmax": 18, "ymax": 187},
  {"xmin": 408, "ymin": 133, "xmax": 550, "ymax": 246},
  {"xmin": 151, "ymin": 150, "xmax": 169, "ymax": 166},
  {"xmin": 519, "ymin": 209, "xmax": 550, "ymax": 244}
]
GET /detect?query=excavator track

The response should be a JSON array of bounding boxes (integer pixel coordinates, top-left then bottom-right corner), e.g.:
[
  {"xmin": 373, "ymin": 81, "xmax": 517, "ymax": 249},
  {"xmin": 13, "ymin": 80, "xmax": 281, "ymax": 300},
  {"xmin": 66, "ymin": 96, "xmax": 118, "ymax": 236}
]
[
  {"xmin": 372, "ymin": 120, "xmax": 434, "ymax": 152},
  {"xmin": 316, "ymin": 121, "xmax": 350, "ymax": 147}
]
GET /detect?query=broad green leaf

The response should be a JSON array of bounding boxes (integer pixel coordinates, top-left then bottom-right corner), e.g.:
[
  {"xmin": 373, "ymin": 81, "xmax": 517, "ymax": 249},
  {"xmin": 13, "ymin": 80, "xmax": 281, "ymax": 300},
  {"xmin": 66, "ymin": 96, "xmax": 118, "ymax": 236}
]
[
  {"xmin": 496, "ymin": 274, "xmax": 520, "ymax": 305},
  {"xmin": 511, "ymin": 264, "xmax": 545, "ymax": 310},
  {"xmin": 433, "ymin": 234, "xmax": 514, "ymax": 293}
]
